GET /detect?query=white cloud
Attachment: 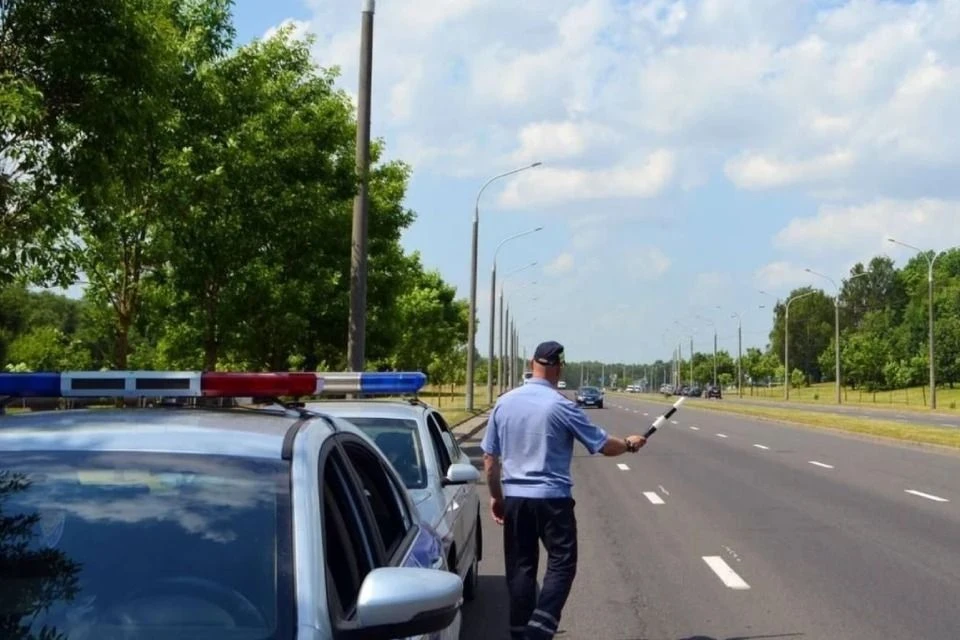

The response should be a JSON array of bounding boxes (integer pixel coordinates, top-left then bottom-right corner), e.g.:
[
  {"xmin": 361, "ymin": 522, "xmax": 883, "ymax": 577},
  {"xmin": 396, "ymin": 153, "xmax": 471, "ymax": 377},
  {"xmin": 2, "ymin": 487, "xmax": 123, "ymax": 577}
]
[
  {"xmin": 544, "ymin": 252, "xmax": 575, "ymax": 276},
  {"xmin": 624, "ymin": 247, "xmax": 671, "ymax": 279},
  {"xmin": 754, "ymin": 261, "xmax": 818, "ymax": 293},
  {"xmin": 496, "ymin": 150, "xmax": 676, "ymax": 209},
  {"xmin": 774, "ymin": 198, "xmax": 960, "ymax": 257},
  {"xmin": 725, "ymin": 149, "xmax": 856, "ymax": 190},
  {"xmin": 295, "ymin": 0, "xmax": 960, "ymax": 201}
]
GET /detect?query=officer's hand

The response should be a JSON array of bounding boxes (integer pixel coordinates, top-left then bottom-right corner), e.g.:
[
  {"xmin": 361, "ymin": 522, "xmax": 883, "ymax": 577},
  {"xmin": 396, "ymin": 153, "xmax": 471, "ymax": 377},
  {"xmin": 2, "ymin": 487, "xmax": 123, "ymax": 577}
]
[
  {"xmin": 626, "ymin": 435, "xmax": 647, "ymax": 452},
  {"xmin": 490, "ymin": 497, "xmax": 505, "ymax": 525}
]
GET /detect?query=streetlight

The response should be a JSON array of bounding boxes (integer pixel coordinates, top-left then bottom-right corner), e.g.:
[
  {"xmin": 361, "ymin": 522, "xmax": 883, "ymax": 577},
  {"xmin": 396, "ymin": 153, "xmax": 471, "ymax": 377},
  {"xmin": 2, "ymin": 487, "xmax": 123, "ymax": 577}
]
[
  {"xmin": 488, "ymin": 226, "xmax": 543, "ymax": 404},
  {"xmin": 466, "ymin": 162, "xmax": 542, "ymax": 411},
  {"xmin": 887, "ymin": 238, "xmax": 951, "ymax": 410},
  {"xmin": 730, "ymin": 311, "xmax": 743, "ymax": 398},
  {"xmin": 804, "ymin": 268, "xmax": 871, "ymax": 404},
  {"xmin": 499, "ymin": 264, "xmax": 537, "ymax": 394},
  {"xmin": 674, "ymin": 320, "xmax": 695, "ymax": 388},
  {"xmin": 779, "ymin": 290, "xmax": 816, "ymax": 400}
]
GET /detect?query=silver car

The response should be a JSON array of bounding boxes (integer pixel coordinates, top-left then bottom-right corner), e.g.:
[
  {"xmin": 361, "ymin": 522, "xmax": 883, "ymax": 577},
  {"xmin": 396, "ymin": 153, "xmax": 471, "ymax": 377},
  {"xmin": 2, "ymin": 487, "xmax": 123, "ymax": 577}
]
[
  {"xmin": 306, "ymin": 400, "xmax": 484, "ymax": 601},
  {"xmin": 0, "ymin": 370, "xmax": 463, "ymax": 640}
]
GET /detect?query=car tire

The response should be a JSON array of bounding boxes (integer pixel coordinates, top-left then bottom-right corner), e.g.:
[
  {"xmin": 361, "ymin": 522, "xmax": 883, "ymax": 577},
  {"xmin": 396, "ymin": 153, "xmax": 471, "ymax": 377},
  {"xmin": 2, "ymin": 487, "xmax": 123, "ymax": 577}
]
[{"xmin": 598, "ymin": 401, "xmax": 603, "ymax": 409}]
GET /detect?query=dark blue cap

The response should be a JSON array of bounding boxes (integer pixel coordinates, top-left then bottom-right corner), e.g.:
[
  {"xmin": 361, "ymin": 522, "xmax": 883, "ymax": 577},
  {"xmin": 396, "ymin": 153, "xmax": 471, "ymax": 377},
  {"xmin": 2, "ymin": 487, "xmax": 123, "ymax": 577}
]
[{"xmin": 533, "ymin": 341, "xmax": 565, "ymax": 366}]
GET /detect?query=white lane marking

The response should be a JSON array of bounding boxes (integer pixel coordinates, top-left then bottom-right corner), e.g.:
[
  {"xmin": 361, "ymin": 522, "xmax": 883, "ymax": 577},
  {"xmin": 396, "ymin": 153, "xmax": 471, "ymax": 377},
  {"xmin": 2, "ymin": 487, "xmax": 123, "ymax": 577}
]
[
  {"xmin": 690, "ymin": 426, "xmax": 700, "ymax": 431},
  {"xmin": 905, "ymin": 489, "xmax": 949, "ymax": 503},
  {"xmin": 658, "ymin": 484, "xmax": 670, "ymax": 496},
  {"xmin": 702, "ymin": 556, "xmax": 750, "ymax": 590},
  {"xmin": 643, "ymin": 491, "xmax": 665, "ymax": 505},
  {"xmin": 670, "ymin": 420, "xmax": 679, "ymax": 425},
  {"xmin": 617, "ymin": 463, "xmax": 630, "ymax": 471},
  {"xmin": 753, "ymin": 444, "xmax": 770, "ymax": 450},
  {"xmin": 633, "ymin": 409, "xmax": 639, "ymax": 413},
  {"xmin": 716, "ymin": 433, "xmax": 728, "ymax": 438},
  {"xmin": 808, "ymin": 460, "xmax": 834, "ymax": 469},
  {"xmin": 941, "ymin": 422, "xmax": 954, "ymax": 428},
  {"xmin": 643, "ymin": 412, "xmax": 649, "ymax": 416}
]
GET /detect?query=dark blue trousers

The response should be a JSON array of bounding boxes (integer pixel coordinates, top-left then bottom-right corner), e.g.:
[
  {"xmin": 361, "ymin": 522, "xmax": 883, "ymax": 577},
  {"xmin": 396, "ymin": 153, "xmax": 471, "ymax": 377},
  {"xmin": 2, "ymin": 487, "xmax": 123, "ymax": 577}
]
[{"xmin": 503, "ymin": 496, "xmax": 578, "ymax": 640}]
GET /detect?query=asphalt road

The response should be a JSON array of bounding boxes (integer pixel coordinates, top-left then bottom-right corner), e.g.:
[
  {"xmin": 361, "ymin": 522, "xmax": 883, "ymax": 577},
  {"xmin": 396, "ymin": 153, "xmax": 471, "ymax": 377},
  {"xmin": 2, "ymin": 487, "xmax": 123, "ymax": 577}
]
[
  {"xmin": 629, "ymin": 391, "xmax": 960, "ymax": 429},
  {"xmin": 458, "ymin": 393, "xmax": 960, "ymax": 640}
]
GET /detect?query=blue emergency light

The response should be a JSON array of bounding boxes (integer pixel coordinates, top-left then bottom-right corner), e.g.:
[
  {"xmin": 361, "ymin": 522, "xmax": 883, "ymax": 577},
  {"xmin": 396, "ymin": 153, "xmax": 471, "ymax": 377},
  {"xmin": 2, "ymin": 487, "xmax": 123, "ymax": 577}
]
[{"xmin": 0, "ymin": 370, "xmax": 427, "ymax": 399}]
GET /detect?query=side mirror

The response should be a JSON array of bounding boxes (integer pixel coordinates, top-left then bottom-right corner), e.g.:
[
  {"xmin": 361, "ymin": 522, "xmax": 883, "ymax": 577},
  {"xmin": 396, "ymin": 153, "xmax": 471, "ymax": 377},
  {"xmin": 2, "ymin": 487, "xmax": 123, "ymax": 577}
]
[
  {"xmin": 345, "ymin": 567, "xmax": 462, "ymax": 640},
  {"xmin": 443, "ymin": 462, "xmax": 480, "ymax": 486}
]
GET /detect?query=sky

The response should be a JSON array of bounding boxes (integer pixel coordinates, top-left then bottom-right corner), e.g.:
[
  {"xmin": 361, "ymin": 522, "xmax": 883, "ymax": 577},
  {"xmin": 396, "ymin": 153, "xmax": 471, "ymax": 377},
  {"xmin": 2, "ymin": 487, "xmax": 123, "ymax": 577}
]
[{"xmin": 107, "ymin": 0, "xmax": 960, "ymax": 363}]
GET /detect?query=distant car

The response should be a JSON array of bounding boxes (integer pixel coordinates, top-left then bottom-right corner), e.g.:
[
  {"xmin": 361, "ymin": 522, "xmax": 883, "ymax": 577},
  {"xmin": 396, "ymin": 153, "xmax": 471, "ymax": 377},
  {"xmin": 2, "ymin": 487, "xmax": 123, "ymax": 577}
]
[
  {"xmin": 305, "ymin": 397, "xmax": 483, "ymax": 602},
  {"xmin": 687, "ymin": 386, "xmax": 702, "ymax": 397},
  {"xmin": 705, "ymin": 384, "xmax": 722, "ymax": 399},
  {"xmin": 576, "ymin": 386, "xmax": 604, "ymax": 409},
  {"xmin": 558, "ymin": 380, "xmax": 567, "ymax": 389},
  {"xmin": 0, "ymin": 370, "xmax": 464, "ymax": 640}
]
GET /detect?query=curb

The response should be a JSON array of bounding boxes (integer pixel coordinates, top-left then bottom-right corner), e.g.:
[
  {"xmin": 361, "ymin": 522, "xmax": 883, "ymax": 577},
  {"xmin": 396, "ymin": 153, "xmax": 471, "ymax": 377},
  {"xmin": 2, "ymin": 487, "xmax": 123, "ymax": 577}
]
[{"xmin": 452, "ymin": 412, "xmax": 490, "ymax": 444}]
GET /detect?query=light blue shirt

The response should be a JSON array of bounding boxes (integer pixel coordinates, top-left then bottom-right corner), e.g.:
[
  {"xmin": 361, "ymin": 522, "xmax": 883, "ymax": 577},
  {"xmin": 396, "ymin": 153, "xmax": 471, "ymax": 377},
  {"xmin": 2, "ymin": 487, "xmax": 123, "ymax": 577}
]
[{"xmin": 480, "ymin": 378, "xmax": 609, "ymax": 499}]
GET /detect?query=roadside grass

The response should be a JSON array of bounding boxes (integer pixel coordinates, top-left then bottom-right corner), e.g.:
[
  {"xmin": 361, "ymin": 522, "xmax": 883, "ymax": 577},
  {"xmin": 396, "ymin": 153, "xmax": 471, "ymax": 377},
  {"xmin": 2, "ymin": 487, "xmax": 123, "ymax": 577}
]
[
  {"xmin": 735, "ymin": 382, "xmax": 960, "ymax": 413},
  {"xmin": 614, "ymin": 392, "xmax": 960, "ymax": 450}
]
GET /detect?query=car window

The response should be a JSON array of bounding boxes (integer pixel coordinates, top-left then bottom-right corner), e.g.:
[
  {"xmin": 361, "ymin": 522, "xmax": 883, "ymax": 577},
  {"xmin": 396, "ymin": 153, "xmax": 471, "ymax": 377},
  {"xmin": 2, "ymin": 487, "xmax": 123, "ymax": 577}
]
[
  {"xmin": 430, "ymin": 411, "xmax": 462, "ymax": 463},
  {"xmin": 0, "ymin": 450, "xmax": 292, "ymax": 640},
  {"xmin": 322, "ymin": 446, "xmax": 374, "ymax": 621},
  {"xmin": 342, "ymin": 439, "xmax": 412, "ymax": 561},
  {"xmin": 339, "ymin": 416, "xmax": 427, "ymax": 490},
  {"xmin": 425, "ymin": 413, "xmax": 453, "ymax": 476}
]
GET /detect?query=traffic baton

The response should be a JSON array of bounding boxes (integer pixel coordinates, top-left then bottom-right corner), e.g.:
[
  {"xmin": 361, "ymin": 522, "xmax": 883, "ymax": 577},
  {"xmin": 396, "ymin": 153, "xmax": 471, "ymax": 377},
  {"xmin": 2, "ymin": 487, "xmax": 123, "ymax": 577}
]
[{"xmin": 644, "ymin": 396, "xmax": 686, "ymax": 438}]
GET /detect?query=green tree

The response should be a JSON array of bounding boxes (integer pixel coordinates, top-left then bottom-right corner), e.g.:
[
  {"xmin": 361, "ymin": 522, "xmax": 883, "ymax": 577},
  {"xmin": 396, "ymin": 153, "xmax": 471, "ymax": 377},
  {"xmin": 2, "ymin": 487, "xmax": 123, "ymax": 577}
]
[{"xmin": 768, "ymin": 287, "xmax": 835, "ymax": 383}]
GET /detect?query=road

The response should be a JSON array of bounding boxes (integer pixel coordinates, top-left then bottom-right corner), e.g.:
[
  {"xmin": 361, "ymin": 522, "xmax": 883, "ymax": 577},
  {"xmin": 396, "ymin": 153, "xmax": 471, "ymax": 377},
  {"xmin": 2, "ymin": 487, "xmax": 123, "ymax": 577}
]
[
  {"xmin": 630, "ymin": 391, "xmax": 960, "ymax": 429},
  {"xmin": 458, "ymin": 393, "xmax": 960, "ymax": 639}
]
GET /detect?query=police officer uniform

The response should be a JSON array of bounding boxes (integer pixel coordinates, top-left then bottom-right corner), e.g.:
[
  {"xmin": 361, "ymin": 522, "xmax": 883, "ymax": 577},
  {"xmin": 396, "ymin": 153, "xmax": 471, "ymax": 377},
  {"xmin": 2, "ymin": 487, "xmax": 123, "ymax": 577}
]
[{"xmin": 481, "ymin": 340, "xmax": 642, "ymax": 640}]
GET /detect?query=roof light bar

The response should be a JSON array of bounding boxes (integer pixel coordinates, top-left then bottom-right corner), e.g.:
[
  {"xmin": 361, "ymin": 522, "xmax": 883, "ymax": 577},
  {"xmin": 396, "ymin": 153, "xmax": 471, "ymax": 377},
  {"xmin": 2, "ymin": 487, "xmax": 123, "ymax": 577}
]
[{"xmin": 0, "ymin": 370, "xmax": 427, "ymax": 399}]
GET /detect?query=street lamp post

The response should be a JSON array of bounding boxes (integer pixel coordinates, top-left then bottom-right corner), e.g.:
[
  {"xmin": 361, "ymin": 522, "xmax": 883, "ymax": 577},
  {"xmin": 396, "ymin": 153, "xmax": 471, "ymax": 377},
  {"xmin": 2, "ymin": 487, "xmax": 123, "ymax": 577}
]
[
  {"xmin": 731, "ymin": 312, "xmax": 743, "ymax": 398},
  {"xmin": 466, "ymin": 162, "xmax": 542, "ymax": 411},
  {"xmin": 489, "ymin": 227, "xmax": 543, "ymax": 404},
  {"xmin": 887, "ymin": 238, "xmax": 948, "ymax": 410},
  {"xmin": 804, "ymin": 269, "xmax": 871, "ymax": 404},
  {"xmin": 498, "ymin": 266, "xmax": 537, "ymax": 393}
]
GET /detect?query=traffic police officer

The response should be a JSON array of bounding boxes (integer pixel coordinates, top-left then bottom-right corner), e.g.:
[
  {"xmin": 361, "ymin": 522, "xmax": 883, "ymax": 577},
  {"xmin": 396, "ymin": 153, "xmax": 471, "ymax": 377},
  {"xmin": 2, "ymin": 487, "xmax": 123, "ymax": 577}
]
[{"xmin": 481, "ymin": 340, "xmax": 647, "ymax": 640}]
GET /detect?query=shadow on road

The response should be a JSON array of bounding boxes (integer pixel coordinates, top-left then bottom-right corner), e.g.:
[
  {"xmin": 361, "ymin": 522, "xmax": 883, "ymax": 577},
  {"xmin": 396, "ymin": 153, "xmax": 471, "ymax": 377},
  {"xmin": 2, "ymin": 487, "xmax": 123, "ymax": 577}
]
[{"xmin": 461, "ymin": 575, "xmax": 511, "ymax": 639}]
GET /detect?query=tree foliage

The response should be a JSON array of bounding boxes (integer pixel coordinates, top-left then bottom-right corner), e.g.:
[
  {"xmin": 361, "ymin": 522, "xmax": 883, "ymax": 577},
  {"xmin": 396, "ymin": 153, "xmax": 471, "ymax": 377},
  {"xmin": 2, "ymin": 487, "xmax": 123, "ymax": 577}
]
[{"xmin": 0, "ymin": 1, "xmax": 471, "ymax": 377}]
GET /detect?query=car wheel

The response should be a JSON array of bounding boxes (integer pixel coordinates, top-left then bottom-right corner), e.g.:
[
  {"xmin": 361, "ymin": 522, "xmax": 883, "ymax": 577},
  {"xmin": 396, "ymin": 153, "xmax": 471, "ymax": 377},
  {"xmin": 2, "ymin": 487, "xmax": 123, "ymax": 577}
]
[{"xmin": 598, "ymin": 401, "xmax": 603, "ymax": 409}]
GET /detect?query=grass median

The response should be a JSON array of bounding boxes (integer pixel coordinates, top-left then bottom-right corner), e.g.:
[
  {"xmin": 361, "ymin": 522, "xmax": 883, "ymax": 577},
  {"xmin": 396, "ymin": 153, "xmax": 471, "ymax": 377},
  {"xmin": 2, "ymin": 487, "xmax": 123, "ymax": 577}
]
[{"xmin": 612, "ymin": 392, "xmax": 960, "ymax": 450}]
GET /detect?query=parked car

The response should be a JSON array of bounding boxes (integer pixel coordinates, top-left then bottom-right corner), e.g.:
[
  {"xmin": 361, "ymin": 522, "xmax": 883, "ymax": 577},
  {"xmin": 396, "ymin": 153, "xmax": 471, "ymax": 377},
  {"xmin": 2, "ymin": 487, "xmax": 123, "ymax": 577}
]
[
  {"xmin": 304, "ymin": 396, "xmax": 484, "ymax": 602},
  {"xmin": 705, "ymin": 383, "xmax": 722, "ymax": 399},
  {"xmin": 576, "ymin": 386, "xmax": 604, "ymax": 409},
  {"xmin": 0, "ymin": 370, "xmax": 463, "ymax": 640},
  {"xmin": 558, "ymin": 380, "xmax": 567, "ymax": 389}
]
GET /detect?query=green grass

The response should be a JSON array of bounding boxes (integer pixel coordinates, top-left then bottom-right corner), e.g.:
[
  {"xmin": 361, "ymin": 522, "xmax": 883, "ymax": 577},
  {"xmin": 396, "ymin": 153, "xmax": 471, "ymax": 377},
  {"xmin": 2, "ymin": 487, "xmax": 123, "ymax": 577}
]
[
  {"xmin": 734, "ymin": 382, "xmax": 960, "ymax": 412},
  {"xmin": 614, "ymin": 392, "xmax": 960, "ymax": 450}
]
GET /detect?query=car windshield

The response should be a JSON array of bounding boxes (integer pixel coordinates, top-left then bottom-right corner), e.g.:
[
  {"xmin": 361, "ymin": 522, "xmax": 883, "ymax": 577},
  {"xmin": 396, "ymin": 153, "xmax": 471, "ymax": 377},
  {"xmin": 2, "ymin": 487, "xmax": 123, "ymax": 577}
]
[
  {"xmin": 0, "ymin": 451, "xmax": 292, "ymax": 640},
  {"xmin": 343, "ymin": 417, "xmax": 428, "ymax": 490},
  {"xmin": 581, "ymin": 387, "xmax": 599, "ymax": 393}
]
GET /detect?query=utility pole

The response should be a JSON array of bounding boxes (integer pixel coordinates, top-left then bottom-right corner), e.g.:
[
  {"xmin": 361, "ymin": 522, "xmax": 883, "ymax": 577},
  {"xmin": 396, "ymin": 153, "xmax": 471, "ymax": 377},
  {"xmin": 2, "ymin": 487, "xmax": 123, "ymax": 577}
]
[
  {"xmin": 347, "ymin": 0, "xmax": 375, "ymax": 372},
  {"xmin": 498, "ymin": 292, "xmax": 505, "ymax": 395}
]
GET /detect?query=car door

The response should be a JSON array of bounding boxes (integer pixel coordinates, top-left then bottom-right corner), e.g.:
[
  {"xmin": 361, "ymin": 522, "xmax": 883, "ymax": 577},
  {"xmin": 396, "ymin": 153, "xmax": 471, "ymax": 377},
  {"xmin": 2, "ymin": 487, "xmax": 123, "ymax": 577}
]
[
  {"xmin": 426, "ymin": 411, "xmax": 473, "ymax": 575},
  {"xmin": 322, "ymin": 434, "xmax": 449, "ymax": 639}
]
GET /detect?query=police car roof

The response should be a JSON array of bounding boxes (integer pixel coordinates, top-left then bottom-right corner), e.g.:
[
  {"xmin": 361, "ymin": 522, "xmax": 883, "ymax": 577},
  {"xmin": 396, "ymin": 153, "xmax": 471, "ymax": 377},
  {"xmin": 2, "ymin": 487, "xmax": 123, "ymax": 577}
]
[
  {"xmin": 301, "ymin": 399, "xmax": 426, "ymax": 421},
  {"xmin": 0, "ymin": 406, "xmax": 346, "ymax": 460}
]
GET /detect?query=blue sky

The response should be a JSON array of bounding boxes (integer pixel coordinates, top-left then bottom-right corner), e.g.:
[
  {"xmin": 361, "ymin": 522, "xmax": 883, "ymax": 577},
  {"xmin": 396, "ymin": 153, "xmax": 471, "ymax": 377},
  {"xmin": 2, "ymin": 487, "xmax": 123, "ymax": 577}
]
[{"xmin": 230, "ymin": 1, "xmax": 960, "ymax": 362}]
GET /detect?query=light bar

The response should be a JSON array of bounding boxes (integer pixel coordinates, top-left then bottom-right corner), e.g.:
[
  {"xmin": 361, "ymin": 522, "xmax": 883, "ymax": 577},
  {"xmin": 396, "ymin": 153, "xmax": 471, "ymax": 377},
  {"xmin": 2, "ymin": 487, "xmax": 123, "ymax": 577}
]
[{"xmin": 0, "ymin": 371, "xmax": 427, "ymax": 399}]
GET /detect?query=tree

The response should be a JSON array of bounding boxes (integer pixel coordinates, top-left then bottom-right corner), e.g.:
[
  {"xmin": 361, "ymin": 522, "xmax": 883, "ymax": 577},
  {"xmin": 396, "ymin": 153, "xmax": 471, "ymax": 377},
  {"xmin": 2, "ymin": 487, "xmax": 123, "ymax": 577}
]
[{"xmin": 768, "ymin": 287, "xmax": 835, "ymax": 383}]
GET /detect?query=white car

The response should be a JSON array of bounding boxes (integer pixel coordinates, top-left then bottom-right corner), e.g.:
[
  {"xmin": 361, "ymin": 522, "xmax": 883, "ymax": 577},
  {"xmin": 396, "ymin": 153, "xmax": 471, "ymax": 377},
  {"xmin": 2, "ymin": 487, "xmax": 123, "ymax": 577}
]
[
  {"xmin": 0, "ymin": 369, "xmax": 463, "ymax": 640},
  {"xmin": 558, "ymin": 380, "xmax": 567, "ymax": 389},
  {"xmin": 306, "ymin": 397, "xmax": 484, "ymax": 602}
]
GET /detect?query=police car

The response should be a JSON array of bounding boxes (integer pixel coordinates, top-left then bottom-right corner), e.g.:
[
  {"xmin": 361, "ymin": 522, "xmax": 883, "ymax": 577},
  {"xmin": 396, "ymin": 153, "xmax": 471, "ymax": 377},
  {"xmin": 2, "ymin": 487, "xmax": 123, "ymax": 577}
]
[
  {"xmin": 0, "ymin": 370, "xmax": 463, "ymax": 640},
  {"xmin": 301, "ymin": 398, "xmax": 483, "ymax": 601}
]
